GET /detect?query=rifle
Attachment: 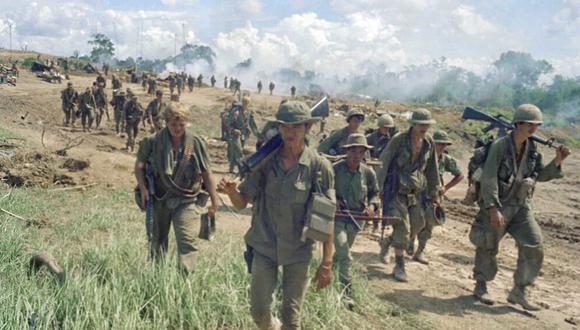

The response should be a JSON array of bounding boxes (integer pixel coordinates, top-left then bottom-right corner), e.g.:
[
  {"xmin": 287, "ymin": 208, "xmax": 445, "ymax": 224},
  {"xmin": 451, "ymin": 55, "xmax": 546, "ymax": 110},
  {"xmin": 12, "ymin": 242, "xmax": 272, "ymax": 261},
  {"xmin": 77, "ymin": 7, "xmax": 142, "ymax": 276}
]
[
  {"xmin": 145, "ymin": 165, "xmax": 155, "ymax": 259},
  {"xmin": 335, "ymin": 210, "xmax": 400, "ymax": 224},
  {"xmin": 462, "ymin": 106, "xmax": 557, "ymax": 148},
  {"xmin": 335, "ymin": 198, "xmax": 362, "ymax": 231},
  {"xmin": 238, "ymin": 96, "xmax": 329, "ymax": 176}
]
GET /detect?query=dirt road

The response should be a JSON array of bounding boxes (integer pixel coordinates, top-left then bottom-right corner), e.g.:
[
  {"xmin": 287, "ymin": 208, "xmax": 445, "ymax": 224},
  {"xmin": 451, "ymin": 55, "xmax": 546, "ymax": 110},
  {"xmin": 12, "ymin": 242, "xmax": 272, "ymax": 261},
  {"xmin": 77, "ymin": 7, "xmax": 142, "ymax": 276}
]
[{"xmin": 1, "ymin": 71, "xmax": 579, "ymax": 329}]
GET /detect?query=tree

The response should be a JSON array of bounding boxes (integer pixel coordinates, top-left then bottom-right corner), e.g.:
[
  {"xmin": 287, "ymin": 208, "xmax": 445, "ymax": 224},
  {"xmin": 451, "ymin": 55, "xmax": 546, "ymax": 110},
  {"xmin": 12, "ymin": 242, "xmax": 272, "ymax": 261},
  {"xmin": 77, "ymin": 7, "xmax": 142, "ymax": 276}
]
[
  {"xmin": 492, "ymin": 51, "xmax": 553, "ymax": 89},
  {"xmin": 179, "ymin": 43, "xmax": 216, "ymax": 66},
  {"xmin": 235, "ymin": 58, "xmax": 252, "ymax": 69},
  {"xmin": 88, "ymin": 34, "xmax": 115, "ymax": 63}
]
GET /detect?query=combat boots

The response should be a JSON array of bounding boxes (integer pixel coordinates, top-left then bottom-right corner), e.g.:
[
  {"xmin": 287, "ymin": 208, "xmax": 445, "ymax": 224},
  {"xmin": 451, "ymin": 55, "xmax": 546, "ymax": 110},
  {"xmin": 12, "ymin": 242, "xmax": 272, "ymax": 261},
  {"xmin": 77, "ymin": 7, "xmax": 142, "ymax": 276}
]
[
  {"xmin": 378, "ymin": 236, "xmax": 391, "ymax": 264},
  {"xmin": 473, "ymin": 280, "xmax": 495, "ymax": 305},
  {"xmin": 406, "ymin": 239, "xmax": 415, "ymax": 256},
  {"xmin": 341, "ymin": 281, "xmax": 355, "ymax": 310},
  {"xmin": 412, "ymin": 240, "xmax": 429, "ymax": 265},
  {"xmin": 507, "ymin": 285, "xmax": 541, "ymax": 311},
  {"xmin": 393, "ymin": 256, "xmax": 408, "ymax": 282}
]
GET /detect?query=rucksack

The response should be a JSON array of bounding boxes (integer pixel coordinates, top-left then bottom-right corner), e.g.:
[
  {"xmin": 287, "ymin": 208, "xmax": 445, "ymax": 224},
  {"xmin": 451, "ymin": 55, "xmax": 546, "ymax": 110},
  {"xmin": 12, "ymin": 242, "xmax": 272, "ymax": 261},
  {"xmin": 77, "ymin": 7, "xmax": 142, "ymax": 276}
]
[{"xmin": 463, "ymin": 137, "xmax": 494, "ymax": 205}]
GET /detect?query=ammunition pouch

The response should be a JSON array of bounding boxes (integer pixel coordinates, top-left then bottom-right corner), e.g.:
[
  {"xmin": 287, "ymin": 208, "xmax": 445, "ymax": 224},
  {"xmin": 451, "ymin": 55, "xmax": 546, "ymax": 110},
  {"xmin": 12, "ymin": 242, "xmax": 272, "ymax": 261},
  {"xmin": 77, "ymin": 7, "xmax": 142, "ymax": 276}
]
[
  {"xmin": 195, "ymin": 190, "xmax": 210, "ymax": 207},
  {"xmin": 134, "ymin": 185, "xmax": 145, "ymax": 211},
  {"xmin": 302, "ymin": 191, "xmax": 337, "ymax": 242},
  {"xmin": 516, "ymin": 177, "xmax": 536, "ymax": 202}
]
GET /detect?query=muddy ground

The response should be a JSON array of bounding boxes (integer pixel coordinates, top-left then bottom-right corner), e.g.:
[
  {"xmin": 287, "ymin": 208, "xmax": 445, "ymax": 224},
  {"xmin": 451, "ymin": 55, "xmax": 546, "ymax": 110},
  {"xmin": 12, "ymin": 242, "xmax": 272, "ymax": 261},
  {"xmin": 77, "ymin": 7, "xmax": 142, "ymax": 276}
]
[{"xmin": 1, "ymin": 70, "xmax": 579, "ymax": 329}]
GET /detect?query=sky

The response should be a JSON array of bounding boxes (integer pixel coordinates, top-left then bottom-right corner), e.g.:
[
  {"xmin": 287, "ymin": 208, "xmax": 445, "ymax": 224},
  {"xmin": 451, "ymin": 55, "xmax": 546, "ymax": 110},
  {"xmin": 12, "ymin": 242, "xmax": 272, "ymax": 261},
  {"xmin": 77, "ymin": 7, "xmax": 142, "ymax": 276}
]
[{"xmin": 0, "ymin": 0, "xmax": 579, "ymax": 79}]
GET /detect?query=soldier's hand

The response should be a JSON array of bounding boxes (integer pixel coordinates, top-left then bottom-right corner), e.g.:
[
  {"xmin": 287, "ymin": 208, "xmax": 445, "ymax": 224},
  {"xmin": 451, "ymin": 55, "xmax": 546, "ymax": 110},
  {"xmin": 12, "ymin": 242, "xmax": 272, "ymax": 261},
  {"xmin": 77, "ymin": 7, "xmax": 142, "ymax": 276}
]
[
  {"xmin": 140, "ymin": 187, "xmax": 149, "ymax": 207},
  {"xmin": 364, "ymin": 205, "xmax": 375, "ymax": 217},
  {"xmin": 208, "ymin": 203, "xmax": 217, "ymax": 219},
  {"xmin": 217, "ymin": 178, "xmax": 238, "ymax": 195},
  {"xmin": 313, "ymin": 261, "xmax": 332, "ymax": 289},
  {"xmin": 489, "ymin": 207, "xmax": 505, "ymax": 228},
  {"xmin": 555, "ymin": 145, "xmax": 571, "ymax": 165}
]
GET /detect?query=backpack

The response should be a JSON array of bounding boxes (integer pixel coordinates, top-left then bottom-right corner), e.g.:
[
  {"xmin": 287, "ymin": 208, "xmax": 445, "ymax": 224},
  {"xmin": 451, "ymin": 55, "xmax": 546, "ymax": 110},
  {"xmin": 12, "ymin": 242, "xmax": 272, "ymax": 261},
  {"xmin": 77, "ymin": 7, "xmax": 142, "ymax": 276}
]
[{"xmin": 463, "ymin": 137, "xmax": 494, "ymax": 205}]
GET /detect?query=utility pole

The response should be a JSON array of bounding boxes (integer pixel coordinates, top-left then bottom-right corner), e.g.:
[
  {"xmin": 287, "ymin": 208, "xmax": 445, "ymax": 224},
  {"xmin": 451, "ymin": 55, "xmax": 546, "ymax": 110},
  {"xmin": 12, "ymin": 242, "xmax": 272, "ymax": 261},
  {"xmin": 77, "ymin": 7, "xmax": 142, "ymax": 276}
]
[
  {"xmin": 8, "ymin": 23, "xmax": 13, "ymax": 52},
  {"xmin": 174, "ymin": 33, "xmax": 177, "ymax": 67}
]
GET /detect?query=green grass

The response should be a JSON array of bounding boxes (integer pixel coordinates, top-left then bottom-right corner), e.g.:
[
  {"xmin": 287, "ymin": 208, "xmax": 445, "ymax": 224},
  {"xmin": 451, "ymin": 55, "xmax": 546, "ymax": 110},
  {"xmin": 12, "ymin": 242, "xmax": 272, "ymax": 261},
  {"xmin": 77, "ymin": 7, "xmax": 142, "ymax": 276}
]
[
  {"xmin": 0, "ymin": 187, "xmax": 428, "ymax": 329},
  {"xmin": 0, "ymin": 126, "xmax": 18, "ymax": 140}
]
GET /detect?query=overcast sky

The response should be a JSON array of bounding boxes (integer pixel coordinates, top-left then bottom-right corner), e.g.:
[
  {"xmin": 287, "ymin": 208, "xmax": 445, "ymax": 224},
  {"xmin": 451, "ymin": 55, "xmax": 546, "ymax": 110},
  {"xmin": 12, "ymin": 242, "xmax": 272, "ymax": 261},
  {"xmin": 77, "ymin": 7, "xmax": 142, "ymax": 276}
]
[{"xmin": 1, "ymin": 0, "xmax": 579, "ymax": 78}]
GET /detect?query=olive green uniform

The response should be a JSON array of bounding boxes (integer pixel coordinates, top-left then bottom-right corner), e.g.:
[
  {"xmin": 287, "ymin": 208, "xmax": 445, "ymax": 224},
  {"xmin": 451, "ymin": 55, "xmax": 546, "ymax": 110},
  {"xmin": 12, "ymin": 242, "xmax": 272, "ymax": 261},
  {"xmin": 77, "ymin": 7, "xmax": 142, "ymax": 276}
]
[
  {"xmin": 61, "ymin": 86, "xmax": 77, "ymax": 126},
  {"xmin": 333, "ymin": 160, "xmax": 379, "ymax": 284},
  {"xmin": 112, "ymin": 77, "xmax": 122, "ymax": 90},
  {"xmin": 123, "ymin": 99, "xmax": 143, "ymax": 151},
  {"xmin": 111, "ymin": 93, "xmax": 126, "ymax": 134},
  {"xmin": 226, "ymin": 114, "xmax": 244, "ymax": 173},
  {"xmin": 145, "ymin": 99, "xmax": 165, "ymax": 132},
  {"xmin": 79, "ymin": 90, "xmax": 96, "ymax": 130},
  {"xmin": 239, "ymin": 147, "xmax": 334, "ymax": 330},
  {"xmin": 376, "ymin": 130, "xmax": 440, "ymax": 250},
  {"xmin": 317, "ymin": 127, "xmax": 350, "ymax": 156},
  {"xmin": 470, "ymin": 133, "xmax": 563, "ymax": 288},
  {"xmin": 366, "ymin": 129, "xmax": 394, "ymax": 159},
  {"xmin": 137, "ymin": 129, "xmax": 211, "ymax": 273}
]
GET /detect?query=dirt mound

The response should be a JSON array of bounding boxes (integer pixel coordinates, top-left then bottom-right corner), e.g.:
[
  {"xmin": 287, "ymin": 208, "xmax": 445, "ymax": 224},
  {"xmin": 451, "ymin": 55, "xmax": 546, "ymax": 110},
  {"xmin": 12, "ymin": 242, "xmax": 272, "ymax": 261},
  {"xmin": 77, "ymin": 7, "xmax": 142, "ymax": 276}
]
[{"xmin": 61, "ymin": 158, "xmax": 90, "ymax": 172}]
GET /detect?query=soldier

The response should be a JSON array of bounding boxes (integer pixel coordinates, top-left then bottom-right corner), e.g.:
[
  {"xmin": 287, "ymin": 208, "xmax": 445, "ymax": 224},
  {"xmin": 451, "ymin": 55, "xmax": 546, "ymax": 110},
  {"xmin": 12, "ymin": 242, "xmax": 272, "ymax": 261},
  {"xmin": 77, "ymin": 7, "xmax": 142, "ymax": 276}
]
[
  {"xmin": 224, "ymin": 76, "xmax": 228, "ymax": 89},
  {"xmin": 317, "ymin": 108, "xmax": 365, "ymax": 156},
  {"xmin": 240, "ymin": 96, "xmax": 258, "ymax": 148},
  {"xmin": 333, "ymin": 134, "xmax": 380, "ymax": 308},
  {"xmin": 187, "ymin": 75, "xmax": 194, "ymax": 92},
  {"xmin": 269, "ymin": 81, "xmax": 275, "ymax": 95},
  {"xmin": 96, "ymin": 73, "xmax": 106, "ymax": 88},
  {"xmin": 110, "ymin": 90, "xmax": 126, "ymax": 136},
  {"xmin": 470, "ymin": 104, "xmax": 570, "ymax": 310},
  {"xmin": 148, "ymin": 77, "xmax": 157, "ymax": 95},
  {"xmin": 408, "ymin": 130, "xmax": 464, "ymax": 265},
  {"xmin": 210, "ymin": 75, "xmax": 216, "ymax": 87},
  {"xmin": 176, "ymin": 75, "xmax": 184, "ymax": 95},
  {"xmin": 169, "ymin": 75, "xmax": 176, "ymax": 95},
  {"xmin": 135, "ymin": 102, "xmax": 219, "ymax": 274},
  {"xmin": 141, "ymin": 73, "xmax": 148, "ymax": 91},
  {"xmin": 197, "ymin": 74, "xmax": 203, "ymax": 87},
  {"xmin": 123, "ymin": 94, "xmax": 143, "ymax": 152},
  {"xmin": 366, "ymin": 113, "xmax": 396, "ymax": 235},
  {"xmin": 377, "ymin": 109, "xmax": 440, "ymax": 282},
  {"xmin": 291, "ymin": 85, "xmax": 296, "ymax": 97},
  {"xmin": 94, "ymin": 86, "xmax": 109, "ymax": 127},
  {"xmin": 233, "ymin": 80, "xmax": 241, "ymax": 96},
  {"xmin": 257, "ymin": 80, "xmax": 263, "ymax": 94},
  {"xmin": 218, "ymin": 101, "xmax": 334, "ymax": 330},
  {"xmin": 144, "ymin": 90, "xmax": 165, "ymax": 133},
  {"xmin": 111, "ymin": 74, "xmax": 122, "ymax": 90},
  {"xmin": 79, "ymin": 87, "xmax": 97, "ymax": 132},
  {"xmin": 225, "ymin": 108, "xmax": 244, "ymax": 173},
  {"xmin": 60, "ymin": 82, "xmax": 77, "ymax": 127}
]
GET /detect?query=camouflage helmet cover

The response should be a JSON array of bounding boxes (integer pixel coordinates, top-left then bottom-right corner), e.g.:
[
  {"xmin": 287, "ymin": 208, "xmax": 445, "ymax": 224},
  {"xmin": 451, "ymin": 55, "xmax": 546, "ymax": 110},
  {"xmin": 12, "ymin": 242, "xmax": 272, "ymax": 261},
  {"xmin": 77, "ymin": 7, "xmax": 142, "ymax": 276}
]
[
  {"xmin": 377, "ymin": 114, "xmax": 395, "ymax": 128},
  {"xmin": 408, "ymin": 108, "xmax": 436, "ymax": 124},
  {"xmin": 346, "ymin": 108, "xmax": 365, "ymax": 122},
  {"xmin": 513, "ymin": 104, "xmax": 543, "ymax": 124}
]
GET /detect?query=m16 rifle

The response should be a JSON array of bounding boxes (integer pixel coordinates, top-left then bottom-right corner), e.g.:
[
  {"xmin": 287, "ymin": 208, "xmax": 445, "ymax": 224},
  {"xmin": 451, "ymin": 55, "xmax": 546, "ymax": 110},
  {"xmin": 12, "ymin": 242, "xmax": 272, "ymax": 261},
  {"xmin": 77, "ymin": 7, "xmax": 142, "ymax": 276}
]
[{"xmin": 462, "ymin": 106, "xmax": 557, "ymax": 148}]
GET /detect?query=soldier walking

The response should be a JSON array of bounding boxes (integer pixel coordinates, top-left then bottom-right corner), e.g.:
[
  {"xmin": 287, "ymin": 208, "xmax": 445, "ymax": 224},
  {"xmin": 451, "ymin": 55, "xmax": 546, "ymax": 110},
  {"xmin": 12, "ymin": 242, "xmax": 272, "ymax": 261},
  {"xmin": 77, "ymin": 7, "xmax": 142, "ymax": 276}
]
[
  {"xmin": 210, "ymin": 75, "xmax": 216, "ymax": 87},
  {"xmin": 79, "ymin": 87, "xmax": 97, "ymax": 132},
  {"xmin": 290, "ymin": 85, "xmax": 296, "ymax": 97},
  {"xmin": 318, "ymin": 109, "xmax": 365, "ymax": 156},
  {"xmin": 110, "ymin": 90, "xmax": 126, "ymax": 136},
  {"xmin": 60, "ymin": 82, "xmax": 77, "ymax": 127},
  {"xmin": 123, "ymin": 95, "xmax": 143, "ymax": 152},
  {"xmin": 269, "ymin": 81, "xmax": 275, "ymax": 95},
  {"xmin": 144, "ymin": 90, "xmax": 165, "ymax": 133},
  {"xmin": 257, "ymin": 80, "xmax": 262, "ymax": 94}
]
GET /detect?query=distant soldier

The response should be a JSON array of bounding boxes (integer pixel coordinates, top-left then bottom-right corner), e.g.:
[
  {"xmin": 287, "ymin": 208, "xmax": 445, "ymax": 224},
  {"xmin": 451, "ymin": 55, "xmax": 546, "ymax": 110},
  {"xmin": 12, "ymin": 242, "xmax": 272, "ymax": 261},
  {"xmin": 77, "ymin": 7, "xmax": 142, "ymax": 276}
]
[
  {"xmin": 257, "ymin": 80, "xmax": 263, "ymax": 94},
  {"xmin": 240, "ymin": 96, "xmax": 258, "ymax": 148},
  {"xmin": 94, "ymin": 86, "xmax": 109, "ymax": 127},
  {"xmin": 111, "ymin": 74, "xmax": 122, "ymax": 90},
  {"xmin": 79, "ymin": 87, "xmax": 97, "ymax": 132},
  {"xmin": 318, "ymin": 108, "xmax": 365, "ymax": 156},
  {"xmin": 224, "ymin": 76, "xmax": 228, "ymax": 89},
  {"xmin": 141, "ymin": 73, "xmax": 148, "ymax": 91},
  {"xmin": 333, "ymin": 134, "xmax": 380, "ymax": 308},
  {"xmin": 103, "ymin": 63, "xmax": 110, "ymax": 76},
  {"xmin": 377, "ymin": 109, "xmax": 440, "ymax": 282},
  {"xmin": 176, "ymin": 75, "xmax": 184, "ymax": 95},
  {"xmin": 110, "ymin": 90, "xmax": 127, "ymax": 136},
  {"xmin": 290, "ymin": 85, "xmax": 296, "ymax": 97},
  {"xmin": 144, "ymin": 90, "xmax": 165, "ymax": 133},
  {"xmin": 147, "ymin": 77, "xmax": 157, "ymax": 95},
  {"xmin": 225, "ymin": 108, "xmax": 244, "ymax": 173},
  {"xmin": 233, "ymin": 80, "xmax": 241, "ymax": 97},
  {"xmin": 210, "ymin": 75, "xmax": 216, "ymax": 87},
  {"xmin": 470, "ymin": 104, "xmax": 570, "ymax": 310},
  {"xmin": 169, "ymin": 75, "xmax": 176, "ymax": 95},
  {"xmin": 197, "ymin": 74, "xmax": 203, "ymax": 87},
  {"xmin": 96, "ymin": 73, "xmax": 106, "ymax": 88},
  {"xmin": 268, "ymin": 81, "xmax": 275, "ymax": 95},
  {"xmin": 61, "ymin": 82, "xmax": 78, "ymax": 127},
  {"xmin": 123, "ymin": 95, "xmax": 143, "ymax": 152},
  {"xmin": 188, "ymin": 75, "xmax": 195, "ymax": 92}
]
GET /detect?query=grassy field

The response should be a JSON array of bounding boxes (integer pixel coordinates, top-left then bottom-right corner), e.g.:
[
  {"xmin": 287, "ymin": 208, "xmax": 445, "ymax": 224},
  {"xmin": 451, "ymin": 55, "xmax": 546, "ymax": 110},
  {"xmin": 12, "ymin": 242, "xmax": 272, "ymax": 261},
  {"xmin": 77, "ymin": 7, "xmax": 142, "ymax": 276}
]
[{"xmin": 0, "ymin": 187, "xmax": 428, "ymax": 329}]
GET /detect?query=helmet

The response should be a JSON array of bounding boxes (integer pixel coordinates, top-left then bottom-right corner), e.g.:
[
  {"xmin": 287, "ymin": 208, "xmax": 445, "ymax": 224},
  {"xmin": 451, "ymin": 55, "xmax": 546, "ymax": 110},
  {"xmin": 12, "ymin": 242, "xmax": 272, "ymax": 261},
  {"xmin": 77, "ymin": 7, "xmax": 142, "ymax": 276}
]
[
  {"xmin": 433, "ymin": 130, "xmax": 452, "ymax": 144},
  {"xmin": 513, "ymin": 104, "xmax": 543, "ymax": 124},
  {"xmin": 425, "ymin": 203, "xmax": 446, "ymax": 225},
  {"xmin": 377, "ymin": 114, "xmax": 395, "ymax": 128},
  {"xmin": 346, "ymin": 108, "xmax": 365, "ymax": 122},
  {"xmin": 408, "ymin": 108, "xmax": 436, "ymax": 124}
]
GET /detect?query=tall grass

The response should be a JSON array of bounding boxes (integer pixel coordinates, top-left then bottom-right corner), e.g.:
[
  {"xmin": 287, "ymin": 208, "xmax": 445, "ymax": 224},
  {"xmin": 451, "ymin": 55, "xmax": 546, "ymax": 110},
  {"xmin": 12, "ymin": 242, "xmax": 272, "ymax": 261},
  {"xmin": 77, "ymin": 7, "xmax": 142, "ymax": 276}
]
[{"xmin": 0, "ymin": 188, "xmax": 427, "ymax": 329}]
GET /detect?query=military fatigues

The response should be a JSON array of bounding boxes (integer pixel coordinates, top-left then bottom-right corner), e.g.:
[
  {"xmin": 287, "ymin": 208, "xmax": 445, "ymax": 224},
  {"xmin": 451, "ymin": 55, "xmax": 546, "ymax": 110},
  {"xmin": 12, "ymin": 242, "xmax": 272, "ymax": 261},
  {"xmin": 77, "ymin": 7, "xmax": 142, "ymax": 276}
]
[
  {"xmin": 470, "ymin": 133, "xmax": 563, "ymax": 288},
  {"xmin": 239, "ymin": 147, "xmax": 334, "ymax": 330},
  {"xmin": 145, "ymin": 99, "xmax": 164, "ymax": 132},
  {"xmin": 148, "ymin": 79, "xmax": 157, "ymax": 95},
  {"xmin": 188, "ymin": 77, "xmax": 194, "ymax": 92},
  {"xmin": 112, "ymin": 77, "xmax": 122, "ymax": 90},
  {"xmin": 137, "ymin": 129, "xmax": 211, "ymax": 273},
  {"xmin": 366, "ymin": 129, "xmax": 394, "ymax": 159},
  {"xmin": 123, "ymin": 99, "xmax": 143, "ymax": 151},
  {"xmin": 377, "ymin": 130, "xmax": 440, "ymax": 250},
  {"xmin": 61, "ymin": 87, "xmax": 77, "ymax": 126},
  {"xmin": 317, "ymin": 127, "xmax": 351, "ymax": 156},
  {"xmin": 94, "ymin": 88, "xmax": 108, "ymax": 127},
  {"xmin": 79, "ymin": 90, "xmax": 96, "ymax": 131},
  {"xmin": 111, "ymin": 93, "xmax": 126, "ymax": 134},
  {"xmin": 333, "ymin": 160, "xmax": 379, "ymax": 284},
  {"xmin": 226, "ymin": 114, "xmax": 244, "ymax": 173}
]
